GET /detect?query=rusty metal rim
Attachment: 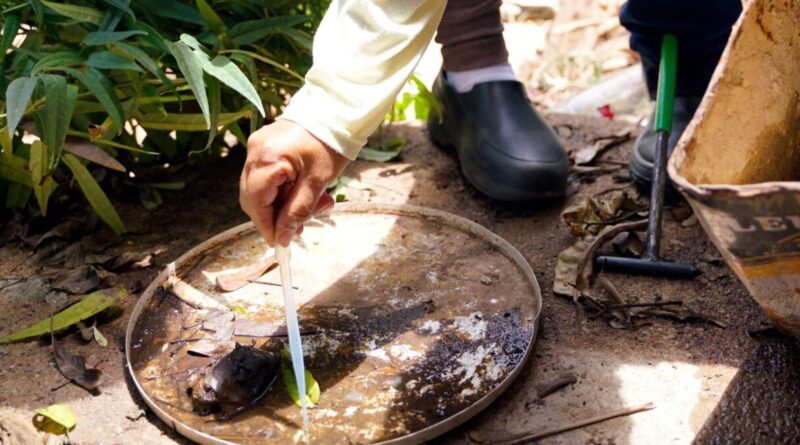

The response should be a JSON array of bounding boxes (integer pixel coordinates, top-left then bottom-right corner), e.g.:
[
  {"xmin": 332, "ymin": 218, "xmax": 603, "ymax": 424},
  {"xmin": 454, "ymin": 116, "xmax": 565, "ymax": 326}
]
[{"xmin": 125, "ymin": 202, "xmax": 542, "ymax": 445}]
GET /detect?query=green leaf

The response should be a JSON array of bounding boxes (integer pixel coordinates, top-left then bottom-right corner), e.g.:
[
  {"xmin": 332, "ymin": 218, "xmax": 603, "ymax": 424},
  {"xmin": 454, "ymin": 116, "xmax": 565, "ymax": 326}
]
[
  {"xmin": 39, "ymin": 75, "xmax": 78, "ymax": 168},
  {"xmin": 228, "ymin": 16, "xmax": 309, "ymax": 46},
  {"xmin": 204, "ymin": 76, "xmax": 220, "ymax": 150},
  {"xmin": 221, "ymin": 49, "xmax": 303, "ymax": 80},
  {"xmin": 87, "ymin": 51, "xmax": 142, "ymax": 72},
  {"xmin": 92, "ymin": 326, "xmax": 108, "ymax": 347},
  {"xmin": 29, "ymin": 0, "xmax": 45, "ymax": 25},
  {"xmin": 42, "ymin": 1, "xmax": 103, "ymax": 25},
  {"xmin": 206, "ymin": 55, "xmax": 265, "ymax": 118},
  {"xmin": 281, "ymin": 349, "xmax": 320, "ymax": 407},
  {"xmin": 112, "ymin": 42, "xmax": 178, "ymax": 98},
  {"xmin": 196, "ymin": 0, "xmax": 227, "ymax": 36},
  {"xmin": 279, "ymin": 27, "xmax": 312, "ymax": 51},
  {"xmin": 138, "ymin": 108, "xmax": 248, "ymax": 131},
  {"xmin": 62, "ymin": 67, "xmax": 125, "ymax": 133},
  {"xmin": 148, "ymin": 181, "xmax": 184, "ymax": 190},
  {"xmin": 0, "ymin": 155, "xmax": 32, "ymax": 187},
  {"xmin": 1, "ymin": 13, "xmax": 21, "ymax": 64},
  {"xmin": 99, "ymin": 0, "xmax": 135, "ymax": 19},
  {"xmin": 5, "ymin": 76, "xmax": 38, "ymax": 142},
  {"xmin": 0, "ymin": 289, "xmax": 126, "ymax": 343},
  {"xmin": 83, "ymin": 30, "xmax": 145, "ymax": 46},
  {"xmin": 410, "ymin": 75, "xmax": 442, "ymax": 122},
  {"xmin": 28, "ymin": 140, "xmax": 56, "ymax": 215},
  {"xmin": 6, "ymin": 182, "xmax": 32, "ymax": 208},
  {"xmin": 358, "ymin": 146, "xmax": 403, "ymax": 163},
  {"xmin": 166, "ymin": 40, "xmax": 210, "ymax": 128},
  {"xmin": 62, "ymin": 153, "xmax": 126, "ymax": 234},
  {"xmin": 33, "ymin": 404, "xmax": 76, "ymax": 436},
  {"xmin": 31, "ymin": 51, "xmax": 84, "ymax": 75},
  {"xmin": 138, "ymin": 0, "xmax": 204, "ymax": 25}
]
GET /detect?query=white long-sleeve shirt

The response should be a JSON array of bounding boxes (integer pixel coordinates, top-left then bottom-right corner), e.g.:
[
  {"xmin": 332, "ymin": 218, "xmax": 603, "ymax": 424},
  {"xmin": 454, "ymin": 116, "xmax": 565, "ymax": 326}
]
[{"xmin": 278, "ymin": 0, "xmax": 447, "ymax": 160}]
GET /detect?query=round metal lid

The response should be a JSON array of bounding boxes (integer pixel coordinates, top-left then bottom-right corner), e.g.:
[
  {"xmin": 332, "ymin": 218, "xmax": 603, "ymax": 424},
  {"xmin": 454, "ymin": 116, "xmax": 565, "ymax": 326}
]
[{"xmin": 126, "ymin": 203, "xmax": 541, "ymax": 444}]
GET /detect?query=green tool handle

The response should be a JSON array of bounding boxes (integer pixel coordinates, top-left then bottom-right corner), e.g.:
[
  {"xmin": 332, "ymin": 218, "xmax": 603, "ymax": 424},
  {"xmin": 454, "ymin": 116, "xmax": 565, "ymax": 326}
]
[{"xmin": 655, "ymin": 34, "xmax": 678, "ymax": 132}]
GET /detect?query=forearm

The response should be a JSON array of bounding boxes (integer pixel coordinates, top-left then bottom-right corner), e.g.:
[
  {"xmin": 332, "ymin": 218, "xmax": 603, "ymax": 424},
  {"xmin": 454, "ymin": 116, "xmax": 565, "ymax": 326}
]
[{"xmin": 278, "ymin": 0, "xmax": 447, "ymax": 160}]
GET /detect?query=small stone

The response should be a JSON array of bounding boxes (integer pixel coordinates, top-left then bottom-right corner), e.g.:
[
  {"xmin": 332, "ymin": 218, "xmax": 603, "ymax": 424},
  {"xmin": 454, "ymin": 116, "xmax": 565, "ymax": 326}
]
[{"xmin": 480, "ymin": 275, "xmax": 493, "ymax": 285}]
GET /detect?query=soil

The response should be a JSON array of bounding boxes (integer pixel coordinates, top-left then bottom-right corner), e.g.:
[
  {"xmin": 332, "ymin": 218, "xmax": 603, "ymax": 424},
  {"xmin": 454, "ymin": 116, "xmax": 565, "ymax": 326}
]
[{"xmin": 1, "ymin": 115, "xmax": 798, "ymax": 445}]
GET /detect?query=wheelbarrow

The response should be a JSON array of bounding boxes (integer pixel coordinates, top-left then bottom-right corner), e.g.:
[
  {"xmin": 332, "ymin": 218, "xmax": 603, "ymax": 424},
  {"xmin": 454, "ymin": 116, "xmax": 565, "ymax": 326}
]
[{"xmin": 669, "ymin": 0, "xmax": 800, "ymax": 338}]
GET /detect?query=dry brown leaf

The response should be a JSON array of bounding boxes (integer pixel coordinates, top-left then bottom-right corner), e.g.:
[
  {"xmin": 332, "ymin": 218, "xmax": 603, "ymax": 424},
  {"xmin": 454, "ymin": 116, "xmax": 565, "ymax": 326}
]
[
  {"xmin": 574, "ymin": 128, "xmax": 632, "ymax": 165},
  {"xmin": 553, "ymin": 219, "xmax": 648, "ymax": 300},
  {"xmin": 50, "ymin": 320, "xmax": 103, "ymax": 393},
  {"xmin": 215, "ymin": 256, "xmax": 277, "ymax": 292},
  {"xmin": 561, "ymin": 190, "xmax": 644, "ymax": 237},
  {"xmin": 51, "ymin": 266, "xmax": 100, "ymax": 295},
  {"xmin": 64, "ymin": 141, "xmax": 126, "ymax": 172}
]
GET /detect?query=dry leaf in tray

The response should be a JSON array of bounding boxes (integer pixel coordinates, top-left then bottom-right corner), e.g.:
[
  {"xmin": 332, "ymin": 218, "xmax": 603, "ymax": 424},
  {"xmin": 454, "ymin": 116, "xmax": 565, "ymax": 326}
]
[{"xmin": 215, "ymin": 255, "xmax": 277, "ymax": 292}]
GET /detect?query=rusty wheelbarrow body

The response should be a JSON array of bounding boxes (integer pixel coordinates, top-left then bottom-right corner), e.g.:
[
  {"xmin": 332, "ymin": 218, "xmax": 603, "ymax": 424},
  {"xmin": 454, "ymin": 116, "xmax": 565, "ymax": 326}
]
[{"xmin": 669, "ymin": 0, "xmax": 800, "ymax": 336}]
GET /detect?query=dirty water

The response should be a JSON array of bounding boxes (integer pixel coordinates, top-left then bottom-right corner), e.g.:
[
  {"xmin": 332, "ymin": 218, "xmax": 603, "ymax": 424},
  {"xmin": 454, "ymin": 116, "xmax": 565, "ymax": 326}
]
[{"xmin": 129, "ymin": 209, "xmax": 540, "ymax": 444}]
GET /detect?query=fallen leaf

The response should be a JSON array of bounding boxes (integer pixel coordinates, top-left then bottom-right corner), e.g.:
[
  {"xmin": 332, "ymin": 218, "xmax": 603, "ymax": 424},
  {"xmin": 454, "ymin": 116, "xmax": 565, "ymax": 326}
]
[
  {"xmin": 33, "ymin": 219, "xmax": 86, "ymax": 248},
  {"xmin": 281, "ymin": 349, "xmax": 320, "ymax": 407},
  {"xmin": 93, "ymin": 326, "xmax": 108, "ymax": 347},
  {"xmin": 358, "ymin": 146, "xmax": 402, "ymax": 163},
  {"xmin": 553, "ymin": 219, "xmax": 648, "ymax": 300},
  {"xmin": 51, "ymin": 320, "xmax": 103, "ymax": 392},
  {"xmin": 215, "ymin": 256, "xmax": 277, "ymax": 292},
  {"xmin": 574, "ymin": 128, "xmax": 631, "ymax": 165},
  {"xmin": 561, "ymin": 190, "xmax": 643, "ymax": 237},
  {"xmin": 0, "ymin": 289, "xmax": 126, "ymax": 344},
  {"xmin": 33, "ymin": 404, "xmax": 76, "ymax": 435},
  {"xmin": 64, "ymin": 141, "xmax": 126, "ymax": 172},
  {"xmin": 51, "ymin": 265, "xmax": 100, "ymax": 294},
  {"xmin": 612, "ymin": 231, "xmax": 644, "ymax": 257},
  {"xmin": 99, "ymin": 251, "xmax": 157, "ymax": 272}
]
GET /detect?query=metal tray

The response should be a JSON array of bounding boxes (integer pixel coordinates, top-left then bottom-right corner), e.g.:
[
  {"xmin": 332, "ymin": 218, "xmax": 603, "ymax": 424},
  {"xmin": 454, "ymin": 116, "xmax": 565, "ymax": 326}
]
[{"xmin": 126, "ymin": 203, "xmax": 541, "ymax": 444}]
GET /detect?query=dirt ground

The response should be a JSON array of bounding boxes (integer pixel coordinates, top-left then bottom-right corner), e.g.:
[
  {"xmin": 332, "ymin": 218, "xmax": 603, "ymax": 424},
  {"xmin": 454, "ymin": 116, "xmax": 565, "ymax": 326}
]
[{"xmin": 2, "ymin": 114, "xmax": 799, "ymax": 445}]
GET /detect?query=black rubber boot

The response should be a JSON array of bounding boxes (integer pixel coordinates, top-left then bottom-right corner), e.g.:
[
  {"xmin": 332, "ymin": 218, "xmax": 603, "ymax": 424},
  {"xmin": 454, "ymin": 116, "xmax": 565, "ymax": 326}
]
[
  {"xmin": 427, "ymin": 72, "xmax": 569, "ymax": 203},
  {"xmin": 630, "ymin": 96, "xmax": 702, "ymax": 192}
]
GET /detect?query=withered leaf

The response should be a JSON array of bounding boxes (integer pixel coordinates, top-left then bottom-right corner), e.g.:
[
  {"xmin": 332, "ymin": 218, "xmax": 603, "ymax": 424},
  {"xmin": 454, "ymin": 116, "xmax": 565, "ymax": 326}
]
[
  {"xmin": 33, "ymin": 219, "xmax": 86, "ymax": 248},
  {"xmin": 100, "ymin": 251, "xmax": 156, "ymax": 272},
  {"xmin": 554, "ymin": 219, "xmax": 648, "ymax": 300},
  {"xmin": 561, "ymin": 190, "xmax": 644, "ymax": 237},
  {"xmin": 612, "ymin": 231, "xmax": 644, "ymax": 257},
  {"xmin": 574, "ymin": 128, "xmax": 632, "ymax": 165},
  {"xmin": 51, "ymin": 319, "xmax": 103, "ymax": 393},
  {"xmin": 51, "ymin": 266, "xmax": 100, "ymax": 295},
  {"xmin": 215, "ymin": 256, "xmax": 277, "ymax": 292},
  {"xmin": 64, "ymin": 141, "xmax": 126, "ymax": 173}
]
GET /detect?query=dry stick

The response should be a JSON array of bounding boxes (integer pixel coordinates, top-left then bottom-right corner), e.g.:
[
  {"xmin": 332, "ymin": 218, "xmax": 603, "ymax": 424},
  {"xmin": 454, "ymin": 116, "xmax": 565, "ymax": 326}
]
[
  {"xmin": 246, "ymin": 279, "xmax": 299, "ymax": 290},
  {"xmin": 493, "ymin": 402, "xmax": 656, "ymax": 445},
  {"xmin": 596, "ymin": 275, "xmax": 631, "ymax": 323}
]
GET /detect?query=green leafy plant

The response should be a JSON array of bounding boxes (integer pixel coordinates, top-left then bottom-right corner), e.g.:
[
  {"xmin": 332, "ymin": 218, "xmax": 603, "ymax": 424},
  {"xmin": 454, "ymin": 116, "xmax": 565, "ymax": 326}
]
[{"xmin": 1, "ymin": 0, "xmax": 324, "ymax": 232}]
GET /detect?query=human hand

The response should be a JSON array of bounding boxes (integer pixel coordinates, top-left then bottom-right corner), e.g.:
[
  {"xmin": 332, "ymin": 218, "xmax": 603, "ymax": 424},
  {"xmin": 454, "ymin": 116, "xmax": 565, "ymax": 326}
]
[{"xmin": 240, "ymin": 120, "xmax": 350, "ymax": 246}]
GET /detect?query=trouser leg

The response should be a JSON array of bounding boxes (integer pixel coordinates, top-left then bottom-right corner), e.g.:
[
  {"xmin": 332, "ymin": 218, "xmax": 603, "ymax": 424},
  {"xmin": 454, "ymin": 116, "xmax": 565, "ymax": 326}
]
[
  {"xmin": 620, "ymin": 0, "xmax": 743, "ymax": 98},
  {"xmin": 435, "ymin": 0, "xmax": 508, "ymax": 71}
]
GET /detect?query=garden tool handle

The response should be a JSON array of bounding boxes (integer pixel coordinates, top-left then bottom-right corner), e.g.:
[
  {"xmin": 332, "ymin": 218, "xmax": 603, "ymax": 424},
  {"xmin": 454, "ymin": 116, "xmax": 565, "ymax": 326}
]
[
  {"xmin": 655, "ymin": 34, "xmax": 678, "ymax": 133},
  {"xmin": 644, "ymin": 33, "xmax": 678, "ymax": 261}
]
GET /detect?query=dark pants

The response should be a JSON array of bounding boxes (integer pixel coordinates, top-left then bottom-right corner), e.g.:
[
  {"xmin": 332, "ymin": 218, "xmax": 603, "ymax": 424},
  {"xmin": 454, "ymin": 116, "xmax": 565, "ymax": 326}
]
[{"xmin": 436, "ymin": 0, "xmax": 743, "ymax": 98}]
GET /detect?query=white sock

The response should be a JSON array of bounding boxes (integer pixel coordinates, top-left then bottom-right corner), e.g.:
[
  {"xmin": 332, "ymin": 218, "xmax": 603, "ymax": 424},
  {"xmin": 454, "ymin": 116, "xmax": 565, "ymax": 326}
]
[{"xmin": 446, "ymin": 62, "xmax": 517, "ymax": 93}]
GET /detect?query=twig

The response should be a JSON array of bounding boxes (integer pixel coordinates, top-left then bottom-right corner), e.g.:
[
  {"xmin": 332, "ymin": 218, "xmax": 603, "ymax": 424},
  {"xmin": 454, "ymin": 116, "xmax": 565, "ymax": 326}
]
[
  {"xmin": 246, "ymin": 279, "xmax": 299, "ymax": 290},
  {"xmin": 536, "ymin": 374, "xmax": 578, "ymax": 399},
  {"xmin": 589, "ymin": 300, "xmax": 683, "ymax": 320},
  {"xmin": 596, "ymin": 276, "xmax": 630, "ymax": 324},
  {"xmin": 492, "ymin": 402, "xmax": 655, "ymax": 445}
]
